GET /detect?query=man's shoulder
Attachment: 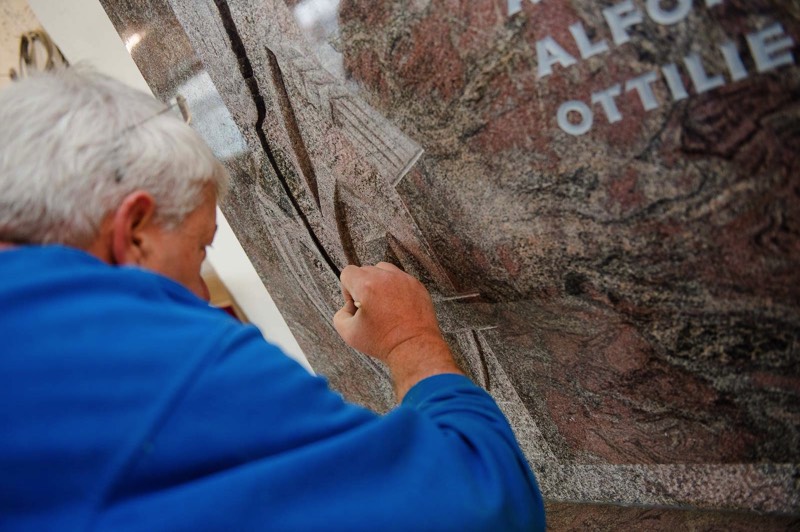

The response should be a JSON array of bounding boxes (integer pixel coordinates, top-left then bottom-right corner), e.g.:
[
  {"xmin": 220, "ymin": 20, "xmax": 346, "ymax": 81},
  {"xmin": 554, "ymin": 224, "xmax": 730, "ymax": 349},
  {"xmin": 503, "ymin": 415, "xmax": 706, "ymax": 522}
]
[
  {"xmin": 3, "ymin": 244, "xmax": 217, "ymax": 314},
  {"xmin": 0, "ymin": 244, "xmax": 247, "ymax": 364},
  {"xmin": 0, "ymin": 243, "xmax": 272, "ymax": 453}
]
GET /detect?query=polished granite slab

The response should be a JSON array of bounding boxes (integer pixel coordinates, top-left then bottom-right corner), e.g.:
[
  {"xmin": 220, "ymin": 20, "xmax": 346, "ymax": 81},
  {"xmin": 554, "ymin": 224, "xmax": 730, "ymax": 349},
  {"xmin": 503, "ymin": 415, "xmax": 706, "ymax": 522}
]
[{"xmin": 99, "ymin": 0, "xmax": 800, "ymax": 523}]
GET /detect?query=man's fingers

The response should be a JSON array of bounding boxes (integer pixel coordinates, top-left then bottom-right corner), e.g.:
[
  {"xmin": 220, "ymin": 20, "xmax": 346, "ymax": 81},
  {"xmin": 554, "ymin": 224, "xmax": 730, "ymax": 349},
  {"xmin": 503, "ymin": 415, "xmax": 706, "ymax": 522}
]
[
  {"xmin": 375, "ymin": 261, "xmax": 403, "ymax": 273},
  {"xmin": 340, "ymin": 263, "xmax": 401, "ymax": 315},
  {"xmin": 333, "ymin": 304, "xmax": 356, "ymax": 335},
  {"xmin": 343, "ymin": 298, "xmax": 358, "ymax": 315},
  {"xmin": 340, "ymin": 264, "xmax": 363, "ymax": 302},
  {"xmin": 340, "ymin": 280, "xmax": 353, "ymax": 304},
  {"xmin": 340, "ymin": 264, "xmax": 360, "ymax": 286},
  {"xmin": 341, "ymin": 263, "xmax": 392, "ymax": 302}
]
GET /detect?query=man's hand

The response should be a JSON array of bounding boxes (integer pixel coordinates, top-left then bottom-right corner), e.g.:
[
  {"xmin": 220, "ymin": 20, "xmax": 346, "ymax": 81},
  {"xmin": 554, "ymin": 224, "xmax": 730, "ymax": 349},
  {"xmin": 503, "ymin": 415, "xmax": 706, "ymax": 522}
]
[
  {"xmin": 333, "ymin": 262, "xmax": 439, "ymax": 361},
  {"xmin": 334, "ymin": 262, "xmax": 464, "ymax": 400}
]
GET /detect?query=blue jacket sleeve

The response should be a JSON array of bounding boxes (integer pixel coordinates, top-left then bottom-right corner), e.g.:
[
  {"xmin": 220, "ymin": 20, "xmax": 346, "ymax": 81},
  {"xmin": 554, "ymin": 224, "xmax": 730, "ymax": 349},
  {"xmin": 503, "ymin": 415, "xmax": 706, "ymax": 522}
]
[{"xmin": 93, "ymin": 325, "xmax": 545, "ymax": 531}]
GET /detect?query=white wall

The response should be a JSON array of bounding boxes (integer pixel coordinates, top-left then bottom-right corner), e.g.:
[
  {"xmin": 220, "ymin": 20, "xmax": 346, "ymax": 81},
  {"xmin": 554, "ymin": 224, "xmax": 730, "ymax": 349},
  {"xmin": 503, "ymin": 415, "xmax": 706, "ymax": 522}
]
[{"xmin": 0, "ymin": 0, "xmax": 41, "ymax": 89}]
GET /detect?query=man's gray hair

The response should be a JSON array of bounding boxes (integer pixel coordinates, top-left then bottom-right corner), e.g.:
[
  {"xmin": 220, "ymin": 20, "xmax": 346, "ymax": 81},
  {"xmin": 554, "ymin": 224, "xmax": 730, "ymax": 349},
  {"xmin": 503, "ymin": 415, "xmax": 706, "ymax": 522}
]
[{"xmin": 0, "ymin": 67, "xmax": 229, "ymax": 247}]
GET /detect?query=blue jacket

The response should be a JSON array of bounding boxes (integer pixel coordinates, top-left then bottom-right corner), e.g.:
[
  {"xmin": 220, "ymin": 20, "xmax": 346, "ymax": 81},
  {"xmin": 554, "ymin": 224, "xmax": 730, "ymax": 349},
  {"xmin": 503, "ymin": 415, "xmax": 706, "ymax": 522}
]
[{"xmin": 0, "ymin": 246, "xmax": 545, "ymax": 531}]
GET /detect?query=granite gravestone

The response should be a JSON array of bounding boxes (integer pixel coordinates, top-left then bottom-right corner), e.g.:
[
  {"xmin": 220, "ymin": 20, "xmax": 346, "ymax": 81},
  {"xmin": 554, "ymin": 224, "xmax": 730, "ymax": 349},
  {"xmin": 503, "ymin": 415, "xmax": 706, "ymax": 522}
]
[{"xmin": 100, "ymin": 0, "xmax": 799, "ymax": 525}]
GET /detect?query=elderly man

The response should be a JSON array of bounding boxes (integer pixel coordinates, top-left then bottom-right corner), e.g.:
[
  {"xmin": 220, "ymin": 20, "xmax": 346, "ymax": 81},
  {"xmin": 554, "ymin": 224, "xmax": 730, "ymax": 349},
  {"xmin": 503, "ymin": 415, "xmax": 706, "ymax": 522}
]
[{"xmin": 0, "ymin": 68, "xmax": 544, "ymax": 531}]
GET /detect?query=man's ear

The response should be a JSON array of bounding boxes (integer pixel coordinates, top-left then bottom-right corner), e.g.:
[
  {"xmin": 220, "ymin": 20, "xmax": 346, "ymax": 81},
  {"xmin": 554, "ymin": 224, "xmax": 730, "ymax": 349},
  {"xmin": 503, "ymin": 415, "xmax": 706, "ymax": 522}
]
[{"xmin": 110, "ymin": 191, "xmax": 158, "ymax": 266}]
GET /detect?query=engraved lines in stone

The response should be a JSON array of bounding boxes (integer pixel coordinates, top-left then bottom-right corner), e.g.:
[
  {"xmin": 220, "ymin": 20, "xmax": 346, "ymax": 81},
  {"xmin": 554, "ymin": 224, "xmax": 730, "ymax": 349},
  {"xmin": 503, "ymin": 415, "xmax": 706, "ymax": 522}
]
[
  {"xmin": 266, "ymin": 47, "xmax": 321, "ymax": 209},
  {"xmin": 330, "ymin": 96, "xmax": 424, "ymax": 187},
  {"xmin": 384, "ymin": 232, "xmax": 458, "ymax": 292},
  {"xmin": 279, "ymin": 229, "xmax": 387, "ymax": 379},
  {"xmin": 463, "ymin": 329, "xmax": 492, "ymax": 391},
  {"xmin": 276, "ymin": 46, "xmax": 424, "ymax": 188},
  {"xmin": 211, "ymin": 0, "xmax": 341, "ymax": 278},
  {"xmin": 434, "ymin": 292, "xmax": 482, "ymax": 303},
  {"xmin": 213, "ymin": 18, "xmax": 534, "ymax": 457},
  {"xmin": 267, "ymin": 45, "xmax": 460, "ymax": 298},
  {"xmin": 266, "ymin": 47, "xmax": 418, "ymax": 279},
  {"xmin": 453, "ymin": 328, "xmax": 557, "ymax": 461},
  {"xmin": 278, "ymin": 49, "xmax": 344, "ymax": 117},
  {"xmin": 333, "ymin": 183, "xmax": 360, "ymax": 266},
  {"xmin": 218, "ymin": 17, "xmax": 483, "ymax": 398},
  {"xmin": 333, "ymin": 178, "xmax": 458, "ymax": 292},
  {"xmin": 267, "ymin": 206, "xmax": 388, "ymax": 380},
  {"xmin": 265, "ymin": 211, "xmax": 336, "ymax": 320}
]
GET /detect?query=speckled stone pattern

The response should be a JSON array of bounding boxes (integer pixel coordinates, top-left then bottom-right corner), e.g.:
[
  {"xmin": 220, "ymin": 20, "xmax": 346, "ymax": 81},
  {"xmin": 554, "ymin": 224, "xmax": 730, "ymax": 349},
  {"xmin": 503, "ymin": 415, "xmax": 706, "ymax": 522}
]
[
  {"xmin": 546, "ymin": 501, "xmax": 800, "ymax": 531},
  {"xmin": 99, "ymin": 0, "xmax": 799, "ymax": 523}
]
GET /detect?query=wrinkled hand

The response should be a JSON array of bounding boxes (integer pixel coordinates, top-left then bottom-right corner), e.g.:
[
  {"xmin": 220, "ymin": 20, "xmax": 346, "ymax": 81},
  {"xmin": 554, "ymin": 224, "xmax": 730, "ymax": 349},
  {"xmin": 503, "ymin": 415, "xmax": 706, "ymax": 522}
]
[{"xmin": 333, "ymin": 262, "xmax": 463, "ymax": 400}]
